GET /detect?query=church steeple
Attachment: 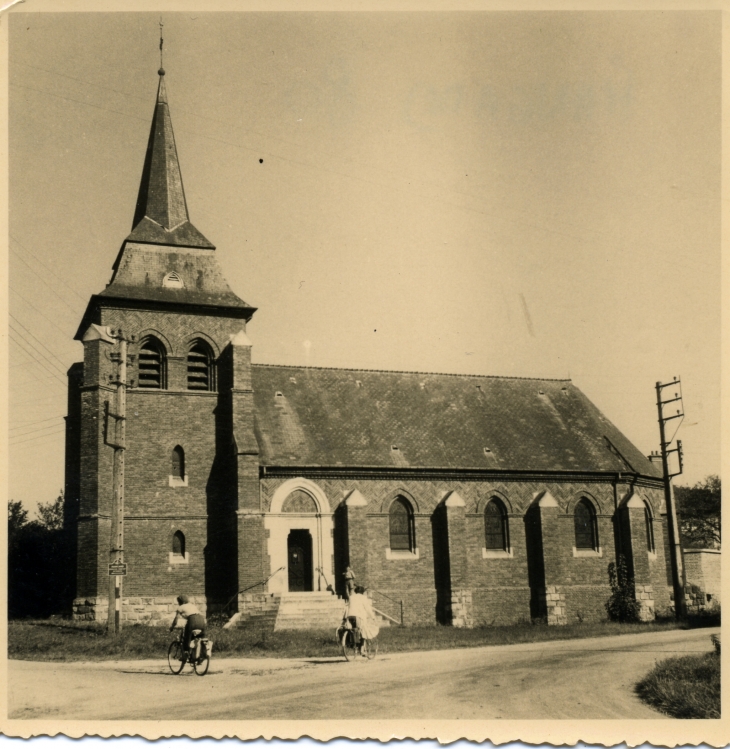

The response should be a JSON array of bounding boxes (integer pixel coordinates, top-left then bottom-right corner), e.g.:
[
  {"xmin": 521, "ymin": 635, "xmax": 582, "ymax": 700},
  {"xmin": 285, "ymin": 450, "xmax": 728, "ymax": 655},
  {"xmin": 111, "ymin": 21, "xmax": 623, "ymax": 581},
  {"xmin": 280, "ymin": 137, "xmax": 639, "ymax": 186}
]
[
  {"xmin": 74, "ymin": 58, "xmax": 256, "ymax": 341},
  {"xmin": 126, "ymin": 68, "xmax": 214, "ymax": 249}
]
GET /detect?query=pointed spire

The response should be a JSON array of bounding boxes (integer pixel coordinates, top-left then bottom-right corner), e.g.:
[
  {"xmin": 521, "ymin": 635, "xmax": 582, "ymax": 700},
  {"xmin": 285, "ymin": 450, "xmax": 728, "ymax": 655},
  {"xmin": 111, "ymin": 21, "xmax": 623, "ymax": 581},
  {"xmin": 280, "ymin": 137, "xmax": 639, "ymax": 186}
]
[{"xmin": 127, "ymin": 67, "xmax": 214, "ymax": 249}]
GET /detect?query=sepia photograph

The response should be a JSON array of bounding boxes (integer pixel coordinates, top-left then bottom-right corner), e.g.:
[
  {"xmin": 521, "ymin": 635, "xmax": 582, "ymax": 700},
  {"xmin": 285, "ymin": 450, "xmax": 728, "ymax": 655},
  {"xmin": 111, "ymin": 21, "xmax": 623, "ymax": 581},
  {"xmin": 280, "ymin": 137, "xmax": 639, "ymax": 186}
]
[{"xmin": 4, "ymin": 5, "xmax": 723, "ymax": 743}]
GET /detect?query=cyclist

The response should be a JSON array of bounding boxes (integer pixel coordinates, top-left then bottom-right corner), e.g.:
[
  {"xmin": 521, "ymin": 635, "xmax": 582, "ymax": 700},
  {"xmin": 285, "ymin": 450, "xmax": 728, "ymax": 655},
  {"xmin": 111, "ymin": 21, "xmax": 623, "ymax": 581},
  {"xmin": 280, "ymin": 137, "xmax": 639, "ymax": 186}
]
[
  {"xmin": 342, "ymin": 585, "xmax": 379, "ymax": 654},
  {"xmin": 169, "ymin": 594, "xmax": 207, "ymax": 655}
]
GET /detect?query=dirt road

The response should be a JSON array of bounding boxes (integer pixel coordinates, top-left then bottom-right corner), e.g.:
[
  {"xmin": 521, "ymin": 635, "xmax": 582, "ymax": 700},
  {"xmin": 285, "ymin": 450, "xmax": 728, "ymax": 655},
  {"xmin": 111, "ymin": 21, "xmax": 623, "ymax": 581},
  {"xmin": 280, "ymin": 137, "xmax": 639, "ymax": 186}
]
[{"xmin": 9, "ymin": 627, "xmax": 716, "ymax": 720}]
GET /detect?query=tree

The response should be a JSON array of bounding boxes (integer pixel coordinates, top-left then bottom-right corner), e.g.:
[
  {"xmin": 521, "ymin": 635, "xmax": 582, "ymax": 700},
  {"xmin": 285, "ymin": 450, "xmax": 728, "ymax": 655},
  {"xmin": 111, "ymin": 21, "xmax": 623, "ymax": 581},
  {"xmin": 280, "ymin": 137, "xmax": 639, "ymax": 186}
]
[
  {"xmin": 8, "ymin": 500, "xmax": 28, "ymax": 539},
  {"xmin": 8, "ymin": 493, "xmax": 74, "ymax": 619},
  {"xmin": 675, "ymin": 475, "xmax": 721, "ymax": 549},
  {"xmin": 37, "ymin": 492, "xmax": 64, "ymax": 531}
]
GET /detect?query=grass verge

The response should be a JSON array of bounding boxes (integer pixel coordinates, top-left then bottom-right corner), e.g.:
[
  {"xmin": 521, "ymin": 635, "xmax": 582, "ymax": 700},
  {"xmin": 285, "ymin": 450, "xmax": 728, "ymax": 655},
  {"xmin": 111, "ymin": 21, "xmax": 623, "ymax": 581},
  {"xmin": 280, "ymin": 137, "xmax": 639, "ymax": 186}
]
[
  {"xmin": 9, "ymin": 617, "xmax": 688, "ymax": 662},
  {"xmin": 636, "ymin": 650, "xmax": 720, "ymax": 719}
]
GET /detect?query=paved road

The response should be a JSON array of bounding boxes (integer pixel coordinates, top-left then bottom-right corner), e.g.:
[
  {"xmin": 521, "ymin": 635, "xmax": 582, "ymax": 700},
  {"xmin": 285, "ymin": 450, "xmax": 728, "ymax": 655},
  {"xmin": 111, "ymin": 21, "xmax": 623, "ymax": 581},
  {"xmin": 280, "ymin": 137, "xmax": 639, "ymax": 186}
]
[{"xmin": 9, "ymin": 627, "xmax": 717, "ymax": 720}]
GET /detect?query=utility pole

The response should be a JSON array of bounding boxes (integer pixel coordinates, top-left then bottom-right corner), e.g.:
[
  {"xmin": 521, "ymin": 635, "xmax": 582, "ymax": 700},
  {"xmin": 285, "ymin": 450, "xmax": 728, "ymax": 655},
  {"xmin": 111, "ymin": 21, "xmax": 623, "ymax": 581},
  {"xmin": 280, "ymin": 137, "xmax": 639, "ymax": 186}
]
[
  {"xmin": 106, "ymin": 331, "xmax": 130, "ymax": 635},
  {"xmin": 655, "ymin": 377, "xmax": 686, "ymax": 620}
]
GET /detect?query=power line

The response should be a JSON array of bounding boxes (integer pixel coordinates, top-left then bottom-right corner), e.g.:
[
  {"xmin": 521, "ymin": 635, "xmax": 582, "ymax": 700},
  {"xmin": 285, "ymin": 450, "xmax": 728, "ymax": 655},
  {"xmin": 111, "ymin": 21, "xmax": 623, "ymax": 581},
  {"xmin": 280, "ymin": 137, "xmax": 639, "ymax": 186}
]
[
  {"xmin": 10, "ymin": 428, "xmax": 66, "ymax": 447},
  {"xmin": 10, "ymin": 415, "xmax": 66, "ymax": 432},
  {"xmin": 10, "ymin": 247, "xmax": 82, "ymax": 317},
  {"xmin": 10, "ymin": 287, "xmax": 76, "ymax": 339},
  {"xmin": 10, "ymin": 421, "xmax": 66, "ymax": 441},
  {"xmin": 8, "ymin": 329, "xmax": 68, "ymax": 387},
  {"xmin": 10, "ymin": 315, "xmax": 71, "ymax": 377},
  {"xmin": 9, "ymin": 233, "xmax": 89, "ymax": 305}
]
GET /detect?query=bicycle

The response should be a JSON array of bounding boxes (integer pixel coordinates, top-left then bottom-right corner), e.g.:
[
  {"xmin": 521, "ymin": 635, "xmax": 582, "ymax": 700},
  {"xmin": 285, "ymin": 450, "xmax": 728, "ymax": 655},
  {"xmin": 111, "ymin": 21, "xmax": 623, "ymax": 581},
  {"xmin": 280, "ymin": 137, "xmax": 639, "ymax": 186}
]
[
  {"xmin": 167, "ymin": 628, "xmax": 212, "ymax": 676},
  {"xmin": 336, "ymin": 621, "xmax": 378, "ymax": 661}
]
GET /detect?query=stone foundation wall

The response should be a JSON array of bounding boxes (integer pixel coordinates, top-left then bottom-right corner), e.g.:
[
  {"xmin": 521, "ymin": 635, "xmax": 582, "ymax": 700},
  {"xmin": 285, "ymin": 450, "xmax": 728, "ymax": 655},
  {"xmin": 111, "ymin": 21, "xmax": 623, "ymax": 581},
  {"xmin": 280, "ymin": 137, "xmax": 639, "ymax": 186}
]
[
  {"xmin": 73, "ymin": 595, "xmax": 207, "ymax": 625},
  {"xmin": 540, "ymin": 586, "xmax": 567, "ymax": 625},
  {"xmin": 635, "ymin": 584, "xmax": 655, "ymax": 621},
  {"xmin": 450, "ymin": 589, "xmax": 473, "ymax": 628}
]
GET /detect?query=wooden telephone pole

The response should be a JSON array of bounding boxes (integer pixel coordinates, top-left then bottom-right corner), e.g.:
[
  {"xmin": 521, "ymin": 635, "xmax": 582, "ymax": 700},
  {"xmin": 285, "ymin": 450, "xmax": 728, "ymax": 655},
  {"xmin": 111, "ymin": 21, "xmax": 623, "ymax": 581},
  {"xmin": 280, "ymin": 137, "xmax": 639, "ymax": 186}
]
[
  {"xmin": 107, "ymin": 332, "xmax": 130, "ymax": 634},
  {"xmin": 655, "ymin": 377, "xmax": 686, "ymax": 620}
]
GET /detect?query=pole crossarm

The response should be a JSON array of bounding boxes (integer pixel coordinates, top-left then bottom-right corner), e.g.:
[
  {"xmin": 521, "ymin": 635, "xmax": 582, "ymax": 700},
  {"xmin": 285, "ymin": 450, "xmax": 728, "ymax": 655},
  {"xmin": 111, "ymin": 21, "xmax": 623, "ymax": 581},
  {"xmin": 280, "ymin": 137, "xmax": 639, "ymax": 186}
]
[
  {"xmin": 107, "ymin": 332, "xmax": 129, "ymax": 636},
  {"xmin": 655, "ymin": 378, "xmax": 687, "ymax": 620}
]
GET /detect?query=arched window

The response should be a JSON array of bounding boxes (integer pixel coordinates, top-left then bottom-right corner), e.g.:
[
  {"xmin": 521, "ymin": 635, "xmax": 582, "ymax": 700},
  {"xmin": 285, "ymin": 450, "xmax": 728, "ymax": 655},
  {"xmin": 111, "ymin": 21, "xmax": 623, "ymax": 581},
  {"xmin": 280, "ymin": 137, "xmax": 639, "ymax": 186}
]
[
  {"xmin": 644, "ymin": 502, "xmax": 655, "ymax": 553},
  {"xmin": 172, "ymin": 531, "xmax": 185, "ymax": 558},
  {"xmin": 574, "ymin": 498, "xmax": 598, "ymax": 550},
  {"xmin": 389, "ymin": 497, "xmax": 415, "ymax": 551},
  {"xmin": 138, "ymin": 336, "xmax": 166, "ymax": 389},
  {"xmin": 187, "ymin": 340, "xmax": 215, "ymax": 391},
  {"xmin": 171, "ymin": 446, "xmax": 185, "ymax": 479},
  {"xmin": 484, "ymin": 498, "xmax": 509, "ymax": 551}
]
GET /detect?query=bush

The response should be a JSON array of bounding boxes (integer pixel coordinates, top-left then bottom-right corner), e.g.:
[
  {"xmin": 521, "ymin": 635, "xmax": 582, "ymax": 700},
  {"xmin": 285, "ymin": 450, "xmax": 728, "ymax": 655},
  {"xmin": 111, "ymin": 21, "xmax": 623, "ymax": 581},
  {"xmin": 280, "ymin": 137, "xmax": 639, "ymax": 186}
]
[{"xmin": 605, "ymin": 555, "xmax": 641, "ymax": 622}]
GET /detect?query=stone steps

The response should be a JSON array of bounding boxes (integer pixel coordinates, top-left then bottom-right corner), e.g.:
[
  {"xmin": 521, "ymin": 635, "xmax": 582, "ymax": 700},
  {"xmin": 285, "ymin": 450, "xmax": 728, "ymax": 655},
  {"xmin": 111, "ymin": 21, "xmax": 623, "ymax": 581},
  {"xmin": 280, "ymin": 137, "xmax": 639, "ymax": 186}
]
[
  {"xmin": 231, "ymin": 591, "xmax": 392, "ymax": 631},
  {"xmin": 274, "ymin": 593, "xmax": 345, "ymax": 631}
]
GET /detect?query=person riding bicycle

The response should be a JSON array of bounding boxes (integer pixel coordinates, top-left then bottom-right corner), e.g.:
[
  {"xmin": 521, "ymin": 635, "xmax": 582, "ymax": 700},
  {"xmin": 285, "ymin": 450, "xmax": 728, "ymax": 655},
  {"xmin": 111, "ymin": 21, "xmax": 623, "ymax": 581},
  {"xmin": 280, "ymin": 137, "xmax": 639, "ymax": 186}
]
[
  {"xmin": 169, "ymin": 594, "xmax": 206, "ymax": 654},
  {"xmin": 342, "ymin": 585, "xmax": 379, "ymax": 653}
]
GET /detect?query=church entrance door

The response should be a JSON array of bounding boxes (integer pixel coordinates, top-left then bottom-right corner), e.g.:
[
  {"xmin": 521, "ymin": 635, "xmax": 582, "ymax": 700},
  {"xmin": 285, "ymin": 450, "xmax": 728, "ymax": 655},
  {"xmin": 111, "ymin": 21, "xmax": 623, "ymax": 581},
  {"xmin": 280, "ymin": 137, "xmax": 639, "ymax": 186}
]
[{"xmin": 287, "ymin": 530, "xmax": 313, "ymax": 592}]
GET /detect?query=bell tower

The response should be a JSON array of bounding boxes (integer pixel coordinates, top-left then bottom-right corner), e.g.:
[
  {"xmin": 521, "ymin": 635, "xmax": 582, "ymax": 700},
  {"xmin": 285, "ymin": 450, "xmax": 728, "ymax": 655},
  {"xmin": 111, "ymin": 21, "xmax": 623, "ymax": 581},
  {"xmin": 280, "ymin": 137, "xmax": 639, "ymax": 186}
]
[{"xmin": 67, "ymin": 64, "xmax": 258, "ymax": 623}]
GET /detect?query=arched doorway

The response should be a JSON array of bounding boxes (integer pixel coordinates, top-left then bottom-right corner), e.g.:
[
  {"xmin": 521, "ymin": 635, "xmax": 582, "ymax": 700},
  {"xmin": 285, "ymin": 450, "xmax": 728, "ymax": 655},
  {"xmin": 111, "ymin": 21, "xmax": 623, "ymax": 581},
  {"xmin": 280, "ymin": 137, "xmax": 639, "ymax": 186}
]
[
  {"xmin": 287, "ymin": 529, "xmax": 313, "ymax": 592},
  {"xmin": 265, "ymin": 479, "xmax": 334, "ymax": 594}
]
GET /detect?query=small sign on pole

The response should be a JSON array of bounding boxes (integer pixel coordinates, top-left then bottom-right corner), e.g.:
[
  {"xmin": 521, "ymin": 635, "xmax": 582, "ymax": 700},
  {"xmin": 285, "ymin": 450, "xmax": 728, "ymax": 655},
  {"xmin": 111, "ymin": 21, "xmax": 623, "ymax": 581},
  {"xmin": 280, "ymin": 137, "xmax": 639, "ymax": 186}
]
[{"xmin": 108, "ymin": 561, "xmax": 128, "ymax": 577}]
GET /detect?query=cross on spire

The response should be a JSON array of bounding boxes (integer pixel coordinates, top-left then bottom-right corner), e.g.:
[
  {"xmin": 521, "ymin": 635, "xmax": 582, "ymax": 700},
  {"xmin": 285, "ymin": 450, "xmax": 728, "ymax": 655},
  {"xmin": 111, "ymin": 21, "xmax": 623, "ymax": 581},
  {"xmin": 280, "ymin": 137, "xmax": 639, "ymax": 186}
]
[{"xmin": 159, "ymin": 18, "xmax": 165, "ymax": 75}]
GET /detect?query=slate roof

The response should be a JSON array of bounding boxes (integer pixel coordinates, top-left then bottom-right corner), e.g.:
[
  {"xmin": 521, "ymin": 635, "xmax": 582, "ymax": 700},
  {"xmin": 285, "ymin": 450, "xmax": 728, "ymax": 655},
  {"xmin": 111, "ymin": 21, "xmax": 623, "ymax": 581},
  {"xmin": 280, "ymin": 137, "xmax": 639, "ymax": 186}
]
[
  {"xmin": 127, "ymin": 72, "xmax": 214, "ymax": 250},
  {"xmin": 251, "ymin": 364, "xmax": 661, "ymax": 477},
  {"xmin": 75, "ymin": 72, "xmax": 255, "ymax": 338},
  {"xmin": 98, "ymin": 243, "xmax": 254, "ymax": 310}
]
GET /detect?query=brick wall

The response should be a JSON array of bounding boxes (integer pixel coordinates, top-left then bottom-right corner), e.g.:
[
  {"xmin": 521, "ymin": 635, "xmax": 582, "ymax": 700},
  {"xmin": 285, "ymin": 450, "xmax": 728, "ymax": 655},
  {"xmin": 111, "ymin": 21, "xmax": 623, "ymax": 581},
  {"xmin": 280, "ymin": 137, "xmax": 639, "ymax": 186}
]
[
  {"xmin": 260, "ymin": 475, "xmax": 669, "ymax": 626},
  {"xmin": 72, "ymin": 306, "xmax": 252, "ymax": 619}
]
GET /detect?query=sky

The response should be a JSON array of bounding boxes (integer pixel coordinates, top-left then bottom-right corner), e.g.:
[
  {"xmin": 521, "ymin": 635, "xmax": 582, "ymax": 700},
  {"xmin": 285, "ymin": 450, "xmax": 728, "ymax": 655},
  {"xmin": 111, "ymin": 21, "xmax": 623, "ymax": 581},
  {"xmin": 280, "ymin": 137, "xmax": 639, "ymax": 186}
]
[{"xmin": 8, "ymin": 10, "xmax": 721, "ymax": 515}]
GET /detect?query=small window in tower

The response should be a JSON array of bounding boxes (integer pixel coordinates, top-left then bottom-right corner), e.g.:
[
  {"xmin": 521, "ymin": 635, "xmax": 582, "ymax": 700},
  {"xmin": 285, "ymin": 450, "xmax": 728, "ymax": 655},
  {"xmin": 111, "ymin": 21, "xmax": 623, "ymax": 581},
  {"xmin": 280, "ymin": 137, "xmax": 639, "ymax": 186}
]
[
  {"xmin": 163, "ymin": 271, "xmax": 184, "ymax": 289},
  {"xmin": 172, "ymin": 531, "xmax": 185, "ymax": 557},
  {"xmin": 169, "ymin": 445, "xmax": 188, "ymax": 487},
  {"xmin": 187, "ymin": 340, "xmax": 215, "ymax": 391},
  {"xmin": 138, "ymin": 336, "xmax": 166, "ymax": 389},
  {"xmin": 171, "ymin": 446, "xmax": 185, "ymax": 479},
  {"xmin": 169, "ymin": 530, "xmax": 188, "ymax": 564}
]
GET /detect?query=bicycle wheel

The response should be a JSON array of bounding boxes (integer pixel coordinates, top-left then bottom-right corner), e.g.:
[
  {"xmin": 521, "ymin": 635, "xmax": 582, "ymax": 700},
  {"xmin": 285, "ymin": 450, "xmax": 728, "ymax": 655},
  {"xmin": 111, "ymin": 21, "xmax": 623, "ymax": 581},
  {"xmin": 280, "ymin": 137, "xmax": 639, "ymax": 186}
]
[
  {"xmin": 365, "ymin": 638, "xmax": 378, "ymax": 660},
  {"xmin": 194, "ymin": 651, "xmax": 210, "ymax": 676},
  {"xmin": 168, "ymin": 640, "xmax": 186, "ymax": 674},
  {"xmin": 341, "ymin": 629, "xmax": 357, "ymax": 662}
]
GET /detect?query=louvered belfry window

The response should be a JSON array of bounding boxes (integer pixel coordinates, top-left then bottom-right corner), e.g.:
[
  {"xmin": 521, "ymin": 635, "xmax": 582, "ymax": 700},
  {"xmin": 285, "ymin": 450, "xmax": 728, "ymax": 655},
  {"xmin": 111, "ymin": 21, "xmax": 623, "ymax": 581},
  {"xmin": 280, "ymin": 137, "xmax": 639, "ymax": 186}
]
[
  {"xmin": 389, "ymin": 497, "xmax": 414, "ymax": 551},
  {"xmin": 171, "ymin": 446, "xmax": 185, "ymax": 479},
  {"xmin": 574, "ymin": 498, "xmax": 598, "ymax": 550},
  {"xmin": 187, "ymin": 341, "xmax": 215, "ymax": 391},
  {"xmin": 138, "ymin": 337, "xmax": 165, "ymax": 389},
  {"xmin": 485, "ymin": 498, "xmax": 508, "ymax": 551}
]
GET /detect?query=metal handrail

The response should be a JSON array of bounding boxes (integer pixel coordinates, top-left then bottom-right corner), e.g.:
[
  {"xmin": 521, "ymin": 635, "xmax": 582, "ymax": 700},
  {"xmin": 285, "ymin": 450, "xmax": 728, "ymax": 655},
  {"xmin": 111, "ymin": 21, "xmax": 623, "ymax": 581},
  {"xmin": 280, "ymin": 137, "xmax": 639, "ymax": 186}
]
[
  {"xmin": 368, "ymin": 586, "xmax": 401, "ymax": 606},
  {"xmin": 372, "ymin": 606, "xmax": 401, "ymax": 626},
  {"xmin": 221, "ymin": 566, "xmax": 285, "ymax": 615},
  {"xmin": 368, "ymin": 586, "xmax": 404, "ymax": 626}
]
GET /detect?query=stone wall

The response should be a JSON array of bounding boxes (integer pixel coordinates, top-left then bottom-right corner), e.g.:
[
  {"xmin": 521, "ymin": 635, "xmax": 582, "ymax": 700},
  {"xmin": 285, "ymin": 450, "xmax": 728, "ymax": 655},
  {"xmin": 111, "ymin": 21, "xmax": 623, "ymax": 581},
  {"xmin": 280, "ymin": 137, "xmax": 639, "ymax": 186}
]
[
  {"xmin": 73, "ymin": 595, "xmax": 207, "ymax": 624},
  {"xmin": 684, "ymin": 549, "xmax": 721, "ymax": 605}
]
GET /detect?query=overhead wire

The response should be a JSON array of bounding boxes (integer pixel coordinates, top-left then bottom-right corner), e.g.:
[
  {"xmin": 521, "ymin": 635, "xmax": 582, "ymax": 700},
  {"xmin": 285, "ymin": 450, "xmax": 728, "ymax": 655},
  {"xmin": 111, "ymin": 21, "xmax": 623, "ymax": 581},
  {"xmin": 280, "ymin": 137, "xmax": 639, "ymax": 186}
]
[
  {"xmin": 9, "ymin": 233, "xmax": 89, "ymax": 305},
  {"xmin": 10, "ymin": 415, "xmax": 66, "ymax": 432},
  {"xmin": 10, "ymin": 315, "xmax": 71, "ymax": 377},
  {"xmin": 10, "ymin": 428, "xmax": 67, "ymax": 447},
  {"xmin": 8, "ymin": 329, "xmax": 68, "ymax": 387}
]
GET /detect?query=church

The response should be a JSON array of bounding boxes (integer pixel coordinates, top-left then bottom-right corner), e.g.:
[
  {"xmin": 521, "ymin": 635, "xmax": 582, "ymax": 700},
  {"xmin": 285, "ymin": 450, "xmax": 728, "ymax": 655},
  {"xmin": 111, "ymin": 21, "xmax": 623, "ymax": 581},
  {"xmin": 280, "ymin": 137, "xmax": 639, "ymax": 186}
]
[{"xmin": 66, "ymin": 67, "xmax": 672, "ymax": 628}]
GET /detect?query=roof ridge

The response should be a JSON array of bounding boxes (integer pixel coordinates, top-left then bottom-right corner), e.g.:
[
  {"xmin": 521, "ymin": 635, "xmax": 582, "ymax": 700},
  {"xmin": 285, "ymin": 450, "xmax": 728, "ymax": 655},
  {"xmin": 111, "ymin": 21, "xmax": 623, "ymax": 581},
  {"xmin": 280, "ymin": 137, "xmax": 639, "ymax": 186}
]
[{"xmin": 251, "ymin": 362, "xmax": 571, "ymax": 383}]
